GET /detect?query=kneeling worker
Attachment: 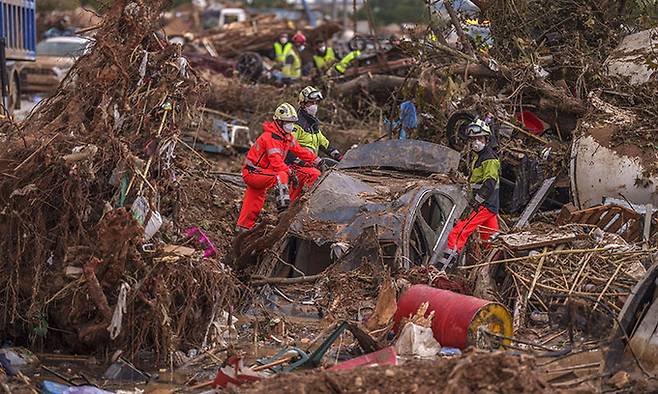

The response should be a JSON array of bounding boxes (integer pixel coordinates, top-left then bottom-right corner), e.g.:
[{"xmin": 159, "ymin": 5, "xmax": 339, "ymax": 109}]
[
  {"xmin": 236, "ymin": 103, "xmax": 321, "ymax": 232},
  {"xmin": 287, "ymin": 86, "xmax": 343, "ymax": 200},
  {"xmin": 440, "ymin": 120, "xmax": 500, "ymax": 268}
]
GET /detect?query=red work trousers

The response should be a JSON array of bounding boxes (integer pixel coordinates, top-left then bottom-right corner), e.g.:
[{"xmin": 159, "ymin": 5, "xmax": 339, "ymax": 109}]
[
  {"xmin": 237, "ymin": 167, "xmax": 289, "ymax": 229},
  {"xmin": 289, "ymin": 164, "xmax": 321, "ymax": 201},
  {"xmin": 447, "ymin": 206, "xmax": 499, "ymax": 252}
]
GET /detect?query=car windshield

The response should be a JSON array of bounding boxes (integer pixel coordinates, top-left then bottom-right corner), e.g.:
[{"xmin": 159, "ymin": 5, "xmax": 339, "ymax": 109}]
[{"xmin": 37, "ymin": 41, "xmax": 89, "ymax": 57}]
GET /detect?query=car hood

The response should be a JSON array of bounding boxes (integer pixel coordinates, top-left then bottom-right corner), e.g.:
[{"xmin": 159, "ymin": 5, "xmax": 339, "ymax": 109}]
[
  {"xmin": 290, "ymin": 141, "xmax": 462, "ymax": 245},
  {"xmin": 32, "ymin": 55, "xmax": 76, "ymax": 69}
]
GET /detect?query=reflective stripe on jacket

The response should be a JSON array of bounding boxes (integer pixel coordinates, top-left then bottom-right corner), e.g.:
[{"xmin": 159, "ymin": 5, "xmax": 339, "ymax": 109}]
[
  {"xmin": 470, "ymin": 145, "xmax": 500, "ymax": 213},
  {"xmin": 245, "ymin": 121, "xmax": 319, "ymax": 173}
]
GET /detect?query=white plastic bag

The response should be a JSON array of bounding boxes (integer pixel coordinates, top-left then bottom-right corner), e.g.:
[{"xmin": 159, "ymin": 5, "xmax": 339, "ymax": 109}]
[{"xmin": 395, "ymin": 322, "xmax": 441, "ymax": 358}]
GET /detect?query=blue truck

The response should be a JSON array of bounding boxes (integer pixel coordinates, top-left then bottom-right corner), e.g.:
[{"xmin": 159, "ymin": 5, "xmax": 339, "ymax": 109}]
[{"xmin": 0, "ymin": 0, "xmax": 37, "ymax": 115}]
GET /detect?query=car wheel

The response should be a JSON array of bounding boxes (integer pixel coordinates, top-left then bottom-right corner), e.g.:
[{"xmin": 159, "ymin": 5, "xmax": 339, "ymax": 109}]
[
  {"xmin": 236, "ymin": 52, "xmax": 263, "ymax": 82},
  {"xmin": 445, "ymin": 111, "xmax": 475, "ymax": 151}
]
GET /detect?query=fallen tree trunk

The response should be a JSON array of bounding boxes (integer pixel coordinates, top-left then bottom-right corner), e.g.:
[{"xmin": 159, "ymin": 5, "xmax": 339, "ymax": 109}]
[{"xmin": 444, "ymin": 63, "xmax": 587, "ymax": 115}]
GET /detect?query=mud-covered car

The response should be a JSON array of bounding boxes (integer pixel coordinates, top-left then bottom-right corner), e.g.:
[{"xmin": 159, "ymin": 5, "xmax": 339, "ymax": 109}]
[
  {"xmin": 258, "ymin": 140, "xmax": 468, "ymax": 278},
  {"xmin": 20, "ymin": 36, "xmax": 93, "ymax": 94}
]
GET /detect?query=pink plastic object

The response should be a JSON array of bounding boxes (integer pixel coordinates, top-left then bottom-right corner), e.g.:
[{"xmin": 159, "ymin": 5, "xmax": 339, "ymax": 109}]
[
  {"xmin": 185, "ymin": 227, "xmax": 217, "ymax": 258},
  {"xmin": 329, "ymin": 346, "xmax": 397, "ymax": 371},
  {"xmin": 515, "ymin": 111, "xmax": 546, "ymax": 135},
  {"xmin": 213, "ymin": 356, "xmax": 264, "ymax": 388}
]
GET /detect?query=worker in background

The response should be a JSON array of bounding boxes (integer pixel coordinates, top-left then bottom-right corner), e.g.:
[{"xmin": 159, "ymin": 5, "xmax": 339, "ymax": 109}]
[
  {"xmin": 312, "ymin": 40, "xmax": 337, "ymax": 74},
  {"xmin": 236, "ymin": 103, "xmax": 321, "ymax": 232},
  {"xmin": 286, "ymin": 86, "xmax": 342, "ymax": 200},
  {"xmin": 275, "ymin": 31, "xmax": 304, "ymax": 82},
  {"xmin": 273, "ymin": 32, "xmax": 292, "ymax": 64},
  {"xmin": 439, "ymin": 120, "xmax": 500, "ymax": 268}
]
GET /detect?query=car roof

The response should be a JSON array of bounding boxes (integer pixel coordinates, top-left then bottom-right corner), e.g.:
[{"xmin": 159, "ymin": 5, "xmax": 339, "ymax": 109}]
[{"xmin": 41, "ymin": 36, "xmax": 93, "ymax": 44}]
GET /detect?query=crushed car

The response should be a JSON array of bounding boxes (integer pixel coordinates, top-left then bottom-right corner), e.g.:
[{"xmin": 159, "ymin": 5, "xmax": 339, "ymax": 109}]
[{"xmin": 257, "ymin": 139, "xmax": 468, "ymax": 279}]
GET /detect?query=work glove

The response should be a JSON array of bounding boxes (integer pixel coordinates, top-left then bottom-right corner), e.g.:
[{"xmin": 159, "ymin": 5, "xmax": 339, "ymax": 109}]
[{"xmin": 330, "ymin": 150, "xmax": 342, "ymax": 161}]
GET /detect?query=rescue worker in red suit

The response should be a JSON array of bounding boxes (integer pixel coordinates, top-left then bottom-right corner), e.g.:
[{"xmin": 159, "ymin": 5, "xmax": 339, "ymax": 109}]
[
  {"xmin": 439, "ymin": 119, "xmax": 500, "ymax": 269},
  {"xmin": 236, "ymin": 103, "xmax": 321, "ymax": 231}
]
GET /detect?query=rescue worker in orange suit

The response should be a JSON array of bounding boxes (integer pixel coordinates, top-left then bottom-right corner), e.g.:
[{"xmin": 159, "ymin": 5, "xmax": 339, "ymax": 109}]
[
  {"xmin": 439, "ymin": 120, "xmax": 500, "ymax": 269},
  {"xmin": 236, "ymin": 103, "xmax": 321, "ymax": 232},
  {"xmin": 286, "ymin": 86, "xmax": 342, "ymax": 201}
]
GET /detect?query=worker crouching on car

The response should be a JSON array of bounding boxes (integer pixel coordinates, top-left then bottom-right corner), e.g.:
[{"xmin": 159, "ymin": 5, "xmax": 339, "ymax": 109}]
[
  {"xmin": 439, "ymin": 119, "xmax": 500, "ymax": 268},
  {"xmin": 236, "ymin": 103, "xmax": 321, "ymax": 232}
]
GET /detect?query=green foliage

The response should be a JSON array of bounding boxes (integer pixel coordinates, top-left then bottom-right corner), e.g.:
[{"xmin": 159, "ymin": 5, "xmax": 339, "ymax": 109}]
[{"xmin": 355, "ymin": 0, "xmax": 428, "ymax": 26}]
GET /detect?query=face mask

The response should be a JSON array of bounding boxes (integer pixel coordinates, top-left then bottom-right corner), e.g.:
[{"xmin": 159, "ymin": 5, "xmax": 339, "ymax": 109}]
[
  {"xmin": 280, "ymin": 37, "xmax": 288, "ymax": 44},
  {"xmin": 299, "ymin": 45, "xmax": 306, "ymax": 51},
  {"xmin": 471, "ymin": 140, "xmax": 486, "ymax": 152},
  {"xmin": 282, "ymin": 122, "xmax": 295, "ymax": 133},
  {"xmin": 318, "ymin": 46, "xmax": 326, "ymax": 53},
  {"xmin": 306, "ymin": 104, "xmax": 318, "ymax": 116}
]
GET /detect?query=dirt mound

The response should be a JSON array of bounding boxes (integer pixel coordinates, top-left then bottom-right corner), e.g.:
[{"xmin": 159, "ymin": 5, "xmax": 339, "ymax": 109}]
[{"xmin": 237, "ymin": 351, "xmax": 556, "ymax": 394}]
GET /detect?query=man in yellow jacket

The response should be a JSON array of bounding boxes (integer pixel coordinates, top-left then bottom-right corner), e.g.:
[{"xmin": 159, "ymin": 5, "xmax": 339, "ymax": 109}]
[
  {"xmin": 312, "ymin": 40, "xmax": 337, "ymax": 73},
  {"xmin": 286, "ymin": 86, "xmax": 342, "ymax": 200}
]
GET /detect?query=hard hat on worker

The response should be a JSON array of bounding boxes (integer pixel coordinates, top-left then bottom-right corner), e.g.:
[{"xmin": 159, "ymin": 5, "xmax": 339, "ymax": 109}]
[
  {"xmin": 273, "ymin": 102, "xmax": 298, "ymax": 122},
  {"xmin": 292, "ymin": 31, "xmax": 306, "ymax": 45},
  {"xmin": 299, "ymin": 86, "xmax": 324, "ymax": 104},
  {"xmin": 465, "ymin": 119, "xmax": 491, "ymax": 138}
]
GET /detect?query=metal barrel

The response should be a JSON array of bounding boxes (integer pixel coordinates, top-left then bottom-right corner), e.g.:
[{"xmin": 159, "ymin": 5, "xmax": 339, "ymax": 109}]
[{"xmin": 393, "ymin": 285, "xmax": 513, "ymax": 349}]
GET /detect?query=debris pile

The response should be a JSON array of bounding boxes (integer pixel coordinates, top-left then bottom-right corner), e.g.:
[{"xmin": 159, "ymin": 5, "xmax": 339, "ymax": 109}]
[
  {"xmin": 0, "ymin": 0, "xmax": 241, "ymax": 359},
  {"xmin": 237, "ymin": 351, "xmax": 553, "ymax": 394},
  {"xmin": 465, "ymin": 224, "xmax": 653, "ymax": 334}
]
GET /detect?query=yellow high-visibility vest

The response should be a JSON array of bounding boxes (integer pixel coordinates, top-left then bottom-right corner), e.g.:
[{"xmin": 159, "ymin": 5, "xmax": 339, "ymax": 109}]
[
  {"xmin": 274, "ymin": 41, "xmax": 292, "ymax": 63},
  {"xmin": 312, "ymin": 47, "xmax": 337, "ymax": 71},
  {"xmin": 281, "ymin": 46, "xmax": 302, "ymax": 79}
]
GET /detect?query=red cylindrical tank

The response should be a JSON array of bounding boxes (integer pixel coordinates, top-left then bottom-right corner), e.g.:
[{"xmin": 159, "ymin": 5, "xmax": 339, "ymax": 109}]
[{"xmin": 393, "ymin": 285, "xmax": 513, "ymax": 349}]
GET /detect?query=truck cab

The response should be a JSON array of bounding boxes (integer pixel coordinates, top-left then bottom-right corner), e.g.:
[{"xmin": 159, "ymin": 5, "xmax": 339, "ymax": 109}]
[{"xmin": 0, "ymin": 0, "xmax": 37, "ymax": 116}]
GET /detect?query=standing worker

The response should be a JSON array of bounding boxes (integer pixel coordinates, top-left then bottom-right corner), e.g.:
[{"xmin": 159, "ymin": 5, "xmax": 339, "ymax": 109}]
[
  {"xmin": 286, "ymin": 86, "xmax": 343, "ymax": 200},
  {"xmin": 439, "ymin": 119, "xmax": 500, "ymax": 268},
  {"xmin": 236, "ymin": 103, "xmax": 321, "ymax": 232},
  {"xmin": 312, "ymin": 40, "xmax": 337, "ymax": 73}
]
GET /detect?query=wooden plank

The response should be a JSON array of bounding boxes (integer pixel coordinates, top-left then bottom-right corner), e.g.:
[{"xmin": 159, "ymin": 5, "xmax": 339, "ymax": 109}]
[
  {"xmin": 605, "ymin": 212, "xmax": 627, "ymax": 234},
  {"xmin": 625, "ymin": 222, "xmax": 642, "ymax": 242},
  {"xmin": 595, "ymin": 208, "xmax": 618, "ymax": 228},
  {"xmin": 556, "ymin": 203, "xmax": 578, "ymax": 225}
]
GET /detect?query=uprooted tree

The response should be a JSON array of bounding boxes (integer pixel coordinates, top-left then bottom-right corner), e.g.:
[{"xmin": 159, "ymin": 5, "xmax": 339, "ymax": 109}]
[{"xmin": 0, "ymin": 0, "xmax": 240, "ymax": 359}]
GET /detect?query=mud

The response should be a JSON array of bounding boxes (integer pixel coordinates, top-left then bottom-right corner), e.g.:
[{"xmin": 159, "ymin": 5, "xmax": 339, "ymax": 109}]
[{"xmin": 237, "ymin": 351, "xmax": 556, "ymax": 394}]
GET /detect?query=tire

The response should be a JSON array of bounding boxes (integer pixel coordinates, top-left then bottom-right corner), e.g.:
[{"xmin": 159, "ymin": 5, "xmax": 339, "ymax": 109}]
[
  {"xmin": 236, "ymin": 52, "xmax": 263, "ymax": 82},
  {"xmin": 445, "ymin": 111, "xmax": 475, "ymax": 151}
]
